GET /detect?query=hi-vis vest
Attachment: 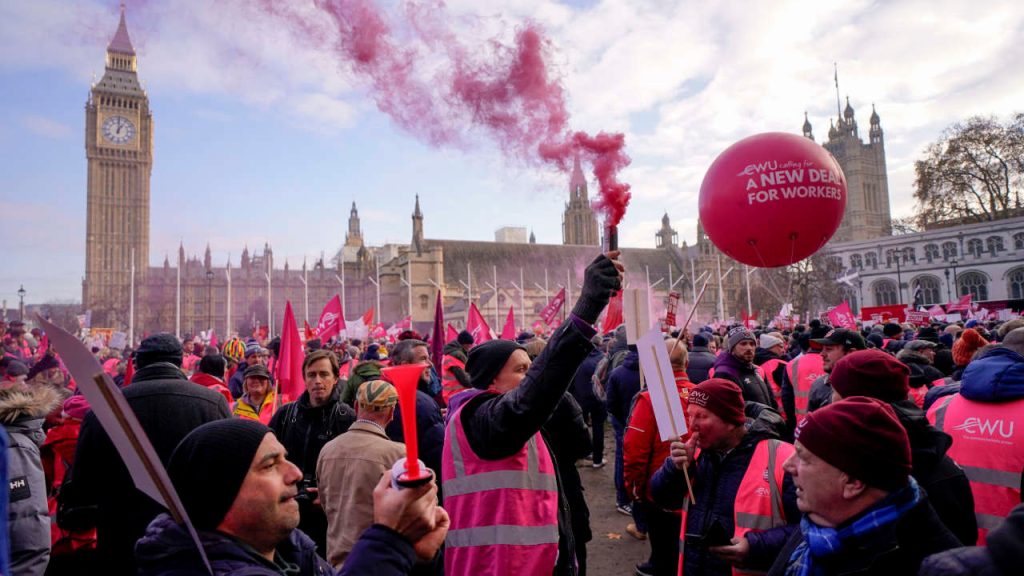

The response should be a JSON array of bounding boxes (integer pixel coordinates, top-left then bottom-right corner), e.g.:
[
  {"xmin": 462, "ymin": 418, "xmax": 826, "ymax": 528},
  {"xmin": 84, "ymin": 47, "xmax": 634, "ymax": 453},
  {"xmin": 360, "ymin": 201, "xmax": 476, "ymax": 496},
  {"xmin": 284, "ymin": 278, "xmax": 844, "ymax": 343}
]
[
  {"xmin": 678, "ymin": 439, "xmax": 794, "ymax": 576},
  {"xmin": 442, "ymin": 402, "xmax": 559, "ymax": 576},
  {"xmin": 231, "ymin": 392, "xmax": 276, "ymax": 425},
  {"xmin": 758, "ymin": 359, "xmax": 788, "ymax": 419},
  {"xmin": 441, "ymin": 354, "xmax": 469, "ymax": 406},
  {"xmin": 928, "ymin": 394, "xmax": 1024, "ymax": 544},
  {"xmin": 787, "ymin": 354, "xmax": 824, "ymax": 423}
]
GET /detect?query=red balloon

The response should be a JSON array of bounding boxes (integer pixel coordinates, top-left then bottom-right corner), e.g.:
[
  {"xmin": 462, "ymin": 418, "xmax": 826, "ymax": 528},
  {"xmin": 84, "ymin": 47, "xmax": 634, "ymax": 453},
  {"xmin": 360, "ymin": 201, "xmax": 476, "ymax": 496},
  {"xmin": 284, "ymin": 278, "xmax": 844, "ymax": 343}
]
[{"xmin": 698, "ymin": 132, "xmax": 846, "ymax": 268}]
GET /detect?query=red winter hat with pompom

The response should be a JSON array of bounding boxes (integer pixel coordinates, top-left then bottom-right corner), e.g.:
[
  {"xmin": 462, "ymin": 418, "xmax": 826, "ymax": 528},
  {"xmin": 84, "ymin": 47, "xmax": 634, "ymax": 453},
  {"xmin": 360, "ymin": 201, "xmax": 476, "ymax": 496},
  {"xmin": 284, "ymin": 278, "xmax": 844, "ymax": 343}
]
[{"xmin": 952, "ymin": 328, "xmax": 988, "ymax": 367}]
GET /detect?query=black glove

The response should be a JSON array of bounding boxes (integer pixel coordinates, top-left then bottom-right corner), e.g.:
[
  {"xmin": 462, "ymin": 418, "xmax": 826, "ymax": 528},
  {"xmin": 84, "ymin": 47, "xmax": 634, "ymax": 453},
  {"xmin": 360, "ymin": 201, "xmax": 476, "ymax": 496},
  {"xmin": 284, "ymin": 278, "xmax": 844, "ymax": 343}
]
[{"xmin": 571, "ymin": 254, "xmax": 622, "ymax": 324}]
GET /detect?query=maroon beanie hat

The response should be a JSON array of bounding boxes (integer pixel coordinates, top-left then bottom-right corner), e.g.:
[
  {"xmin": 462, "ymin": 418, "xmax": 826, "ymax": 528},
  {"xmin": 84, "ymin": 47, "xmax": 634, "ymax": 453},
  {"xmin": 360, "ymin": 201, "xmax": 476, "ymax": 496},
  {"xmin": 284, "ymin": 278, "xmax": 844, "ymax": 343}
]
[
  {"xmin": 796, "ymin": 396, "xmax": 911, "ymax": 491},
  {"xmin": 689, "ymin": 378, "xmax": 746, "ymax": 426},
  {"xmin": 830, "ymin": 349, "xmax": 910, "ymax": 403}
]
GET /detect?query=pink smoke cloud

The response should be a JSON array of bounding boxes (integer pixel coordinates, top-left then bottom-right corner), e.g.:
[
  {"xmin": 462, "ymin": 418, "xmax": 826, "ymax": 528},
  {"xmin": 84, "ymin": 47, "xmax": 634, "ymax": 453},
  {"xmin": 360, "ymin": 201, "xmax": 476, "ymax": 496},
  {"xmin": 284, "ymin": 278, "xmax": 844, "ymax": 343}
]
[{"xmin": 260, "ymin": 0, "xmax": 632, "ymax": 226}]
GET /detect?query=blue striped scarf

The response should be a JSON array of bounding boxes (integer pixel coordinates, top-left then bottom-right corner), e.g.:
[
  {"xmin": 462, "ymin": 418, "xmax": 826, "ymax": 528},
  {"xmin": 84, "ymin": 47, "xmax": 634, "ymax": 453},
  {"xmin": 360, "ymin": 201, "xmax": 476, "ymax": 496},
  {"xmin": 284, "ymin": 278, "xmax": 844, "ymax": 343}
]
[{"xmin": 785, "ymin": 477, "xmax": 921, "ymax": 576}]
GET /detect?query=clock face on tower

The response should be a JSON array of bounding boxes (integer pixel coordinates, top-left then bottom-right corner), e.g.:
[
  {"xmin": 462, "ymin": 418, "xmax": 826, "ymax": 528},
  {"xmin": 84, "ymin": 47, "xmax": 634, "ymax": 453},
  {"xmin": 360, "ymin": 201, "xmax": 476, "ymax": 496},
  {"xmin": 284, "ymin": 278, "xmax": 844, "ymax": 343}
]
[{"xmin": 101, "ymin": 115, "xmax": 136, "ymax": 145}]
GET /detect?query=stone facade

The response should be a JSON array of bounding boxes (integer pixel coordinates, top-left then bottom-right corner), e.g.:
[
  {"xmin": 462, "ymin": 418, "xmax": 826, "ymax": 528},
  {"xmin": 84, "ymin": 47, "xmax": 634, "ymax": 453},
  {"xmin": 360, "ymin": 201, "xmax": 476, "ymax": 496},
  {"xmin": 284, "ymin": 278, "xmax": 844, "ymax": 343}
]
[
  {"xmin": 803, "ymin": 97, "xmax": 892, "ymax": 242},
  {"xmin": 825, "ymin": 216, "xmax": 1024, "ymax": 311},
  {"xmin": 562, "ymin": 156, "xmax": 599, "ymax": 246}
]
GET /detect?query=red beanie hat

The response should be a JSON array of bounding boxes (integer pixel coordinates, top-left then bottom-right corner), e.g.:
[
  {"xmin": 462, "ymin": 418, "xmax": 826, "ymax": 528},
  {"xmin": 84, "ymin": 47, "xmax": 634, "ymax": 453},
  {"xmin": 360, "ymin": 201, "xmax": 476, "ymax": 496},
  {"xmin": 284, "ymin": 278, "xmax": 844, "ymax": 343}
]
[
  {"xmin": 952, "ymin": 328, "xmax": 988, "ymax": 366},
  {"xmin": 796, "ymin": 396, "xmax": 911, "ymax": 492},
  {"xmin": 689, "ymin": 378, "xmax": 745, "ymax": 426},
  {"xmin": 830, "ymin": 349, "xmax": 910, "ymax": 403}
]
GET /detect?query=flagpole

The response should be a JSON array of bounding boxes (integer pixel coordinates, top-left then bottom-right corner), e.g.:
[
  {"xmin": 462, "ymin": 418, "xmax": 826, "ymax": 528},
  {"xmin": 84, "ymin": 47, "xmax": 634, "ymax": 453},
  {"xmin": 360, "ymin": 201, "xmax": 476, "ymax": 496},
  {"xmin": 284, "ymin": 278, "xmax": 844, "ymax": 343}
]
[
  {"xmin": 745, "ymin": 265, "xmax": 753, "ymax": 325},
  {"xmin": 302, "ymin": 257, "xmax": 309, "ymax": 324},
  {"xmin": 493, "ymin": 266, "xmax": 499, "ymax": 332},
  {"xmin": 520, "ymin": 268, "xmax": 525, "ymax": 332},
  {"xmin": 226, "ymin": 260, "xmax": 232, "ymax": 338},
  {"xmin": 266, "ymin": 248, "xmax": 273, "ymax": 337},
  {"xmin": 129, "ymin": 248, "xmax": 135, "ymax": 346},
  {"xmin": 375, "ymin": 255, "xmax": 381, "ymax": 321},
  {"xmin": 716, "ymin": 253, "xmax": 724, "ymax": 321},
  {"xmin": 176, "ymin": 245, "xmax": 181, "ymax": 339}
]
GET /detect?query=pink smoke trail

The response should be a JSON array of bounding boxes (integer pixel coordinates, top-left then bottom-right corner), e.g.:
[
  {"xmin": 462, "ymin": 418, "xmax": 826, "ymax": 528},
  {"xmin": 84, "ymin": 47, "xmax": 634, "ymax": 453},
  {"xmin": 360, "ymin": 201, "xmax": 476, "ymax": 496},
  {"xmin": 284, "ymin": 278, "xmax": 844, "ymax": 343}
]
[{"xmin": 261, "ymin": 0, "xmax": 631, "ymax": 225}]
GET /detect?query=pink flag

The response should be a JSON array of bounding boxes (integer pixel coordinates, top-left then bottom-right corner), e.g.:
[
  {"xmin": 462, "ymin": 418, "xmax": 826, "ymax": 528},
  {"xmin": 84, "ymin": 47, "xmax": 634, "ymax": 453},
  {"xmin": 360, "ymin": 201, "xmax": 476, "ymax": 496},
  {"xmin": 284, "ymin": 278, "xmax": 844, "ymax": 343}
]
[
  {"xmin": 827, "ymin": 301, "xmax": 857, "ymax": 330},
  {"xmin": 466, "ymin": 303, "xmax": 493, "ymax": 343},
  {"xmin": 314, "ymin": 295, "xmax": 345, "ymax": 341},
  {"xmin": 430, "ymin": 291, "xmax": 445, "ymax": 365},
  {"xmin": 446, "ymin": 323, "xmax": 459, "ymax": 343},
  {"xmin": 277, "ymin": 302, "xmax": 306, "ymax": 405},
  {"xmin": 540, "ymin": 287, "xmax": 566, "ymax": 326},
  {"xmin": 500, "ymin": 306, "xmax": 517, "ymax": 340},
  {"xmin": 362, "ymin": 307, "xmax": 376, "ymax": 328},
  {"xmin": 927, "ymin": 305, "xmax": 945, "ymax": 318},
  {"xmin": 947, "ymin": 294, "xmax": 972, "ymax": 312}
]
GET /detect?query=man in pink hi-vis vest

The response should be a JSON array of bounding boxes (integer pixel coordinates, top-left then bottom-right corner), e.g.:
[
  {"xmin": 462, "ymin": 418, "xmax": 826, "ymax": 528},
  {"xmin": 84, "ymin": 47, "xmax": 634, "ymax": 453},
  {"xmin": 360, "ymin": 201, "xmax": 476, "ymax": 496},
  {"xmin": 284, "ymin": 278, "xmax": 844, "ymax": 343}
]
[{"xmin": 442, "ymin": 252, "xmax": 623, "ymax": 576}]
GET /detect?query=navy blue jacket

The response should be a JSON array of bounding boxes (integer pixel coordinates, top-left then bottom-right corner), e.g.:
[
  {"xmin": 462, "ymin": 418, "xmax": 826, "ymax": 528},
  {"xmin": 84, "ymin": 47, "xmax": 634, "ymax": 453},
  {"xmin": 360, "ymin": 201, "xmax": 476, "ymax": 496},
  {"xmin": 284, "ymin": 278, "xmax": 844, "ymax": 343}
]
[
  {"xmin": 650, "ymin": 405, "xmax": 799, "ymax": 576},
  {"xmin": 605, "ymin": 351, "xmax": 640, "ymax": 424},
  {"xmin": 340, "ymin": 525, "xmax": 417, "ymax": 576},
  {"xmin": 959, "ymin": 346, "xmax": 1024, "ymax": 402},
  {"xmin": 387, "ymin": 389, "xmax": 445, "ymax": 480},
  {"xmin": 686, "ymin": 346, "xmax": 716, "ymax": 384},
  {"xmin": 570, "ymin": 348, "xmax": 604, "ymax": 413},
  {"xmin": 135, "ymin": 513, "xmax": 335, "ymax": 575}
]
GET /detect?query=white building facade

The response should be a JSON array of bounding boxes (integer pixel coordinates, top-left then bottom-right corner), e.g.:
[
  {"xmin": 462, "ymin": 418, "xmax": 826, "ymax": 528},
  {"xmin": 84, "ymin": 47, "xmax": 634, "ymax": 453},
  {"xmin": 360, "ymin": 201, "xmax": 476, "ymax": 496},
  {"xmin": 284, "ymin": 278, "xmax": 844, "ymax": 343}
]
[{"xmin": 826, "ymin": 216, "xmax": 1024, "ymax": 312}]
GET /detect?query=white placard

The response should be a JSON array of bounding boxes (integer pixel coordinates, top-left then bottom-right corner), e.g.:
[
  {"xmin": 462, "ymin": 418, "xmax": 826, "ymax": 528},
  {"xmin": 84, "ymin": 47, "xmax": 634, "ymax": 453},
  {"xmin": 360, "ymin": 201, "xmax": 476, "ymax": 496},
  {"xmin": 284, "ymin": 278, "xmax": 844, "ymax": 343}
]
[
  {"xmin": 637, "ymin": 326, "xmax": 688, "ymax": 441},
  {"xmin": 622, "ymin": 288, "xmax": 652, "ymax": 344},
  {"xmin": 108, "ymin": 331, "xmax": 127, "ymax": 350}
]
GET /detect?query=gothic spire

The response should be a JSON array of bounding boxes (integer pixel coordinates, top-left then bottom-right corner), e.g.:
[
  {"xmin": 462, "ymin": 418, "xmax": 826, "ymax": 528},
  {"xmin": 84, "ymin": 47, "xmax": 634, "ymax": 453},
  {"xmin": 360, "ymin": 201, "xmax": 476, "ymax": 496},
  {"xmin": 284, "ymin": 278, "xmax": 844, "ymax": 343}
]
[
  {"xmin": 108, "ymin": 3, "xmax": 135, "ymax": 56},
  {"xmin": 569, "ymin": 154, "xmax": 586, "ymax": 199}
]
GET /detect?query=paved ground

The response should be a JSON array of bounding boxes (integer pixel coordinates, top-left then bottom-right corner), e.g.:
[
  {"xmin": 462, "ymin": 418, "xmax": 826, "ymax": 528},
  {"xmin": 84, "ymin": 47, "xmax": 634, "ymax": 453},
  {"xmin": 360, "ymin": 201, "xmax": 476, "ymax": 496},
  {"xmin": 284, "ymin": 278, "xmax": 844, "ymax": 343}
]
[{"xmin": 577, "ymin": 424, "xmax": 651, "ymax": 576}]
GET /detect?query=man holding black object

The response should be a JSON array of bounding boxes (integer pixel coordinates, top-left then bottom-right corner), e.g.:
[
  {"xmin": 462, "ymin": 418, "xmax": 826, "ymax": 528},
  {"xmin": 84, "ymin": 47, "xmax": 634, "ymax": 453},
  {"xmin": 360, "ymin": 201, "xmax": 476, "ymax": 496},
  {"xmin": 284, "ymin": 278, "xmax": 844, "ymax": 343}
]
[
  {"xmin": 441, "ymin": 252, "xmax": 623, "ymax": 576},
  {"xmin": 650, "ymin": 379, "xmax": 799, "ymax": 576}
]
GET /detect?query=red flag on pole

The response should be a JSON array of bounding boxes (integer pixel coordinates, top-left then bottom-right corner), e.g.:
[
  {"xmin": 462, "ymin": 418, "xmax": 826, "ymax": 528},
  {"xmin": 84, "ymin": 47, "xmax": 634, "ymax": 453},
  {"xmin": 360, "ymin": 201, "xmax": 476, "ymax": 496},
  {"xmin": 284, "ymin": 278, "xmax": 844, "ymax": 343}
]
[
  {"xmin": 361, "ymin": 307, "xmax": 375, "ymax": 328},
  {"xmin": 313, "ymin": 295, "xmax": 345, "ymax": 341},
  {"xmin": 430, "ymin": 291, "xmax": 445, "ymax": 365},
  {"xmin": 466, "ymin": 303, "xmax": 493, "ymax": 343},
  {"xmin": 303, "ymin": 321, "xmax": 314, "ymax": 341},
  {"xmin": 500, "ymin": 306, "xmax": 517, "ymax": 340},
  {"xmin": 946, "ymin": 294, "xmax": 972, "ymax": 312},
  {"xmin": 277, "ymin": 302, "xmax": 306, "ymax": 405},
  {"xmin": 446, "ymin": 323, "xmax": 459, "ymax": 343},
  {"xmin": 539, "ymin": 287, "xmax": 566, "ymax": 326},
  {"xmin": 827, "ymin": 301, "xmax": 857, "ymax": 329},
  {"xmin": 601, "ymin": 291, "xmax": 624, "ymax": 334},
  {"xmin": 209, "ymin": 330, "xmax": 218, "ymax": 348}
]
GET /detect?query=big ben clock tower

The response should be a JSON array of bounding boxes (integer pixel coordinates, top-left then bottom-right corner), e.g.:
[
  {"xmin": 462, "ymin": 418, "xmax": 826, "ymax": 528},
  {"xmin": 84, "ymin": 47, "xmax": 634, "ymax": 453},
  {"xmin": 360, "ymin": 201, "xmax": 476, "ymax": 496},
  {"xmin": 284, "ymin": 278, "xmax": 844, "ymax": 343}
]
[{"xmin": 83, "ymin": 5, "xmax": 152, "ymax": 329}]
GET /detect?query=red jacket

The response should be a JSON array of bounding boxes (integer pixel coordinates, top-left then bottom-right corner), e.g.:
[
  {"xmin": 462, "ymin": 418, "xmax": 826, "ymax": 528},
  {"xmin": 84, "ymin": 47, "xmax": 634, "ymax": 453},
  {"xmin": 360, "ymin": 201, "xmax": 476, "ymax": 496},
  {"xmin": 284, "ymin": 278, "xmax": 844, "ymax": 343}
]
[
  {"xmin": 189, "ymin": 372, "xmax": 233, "ymax": 404},
  {"xmin": 624, "ymin": 370, "xmax": 694, "ymax": 502}
]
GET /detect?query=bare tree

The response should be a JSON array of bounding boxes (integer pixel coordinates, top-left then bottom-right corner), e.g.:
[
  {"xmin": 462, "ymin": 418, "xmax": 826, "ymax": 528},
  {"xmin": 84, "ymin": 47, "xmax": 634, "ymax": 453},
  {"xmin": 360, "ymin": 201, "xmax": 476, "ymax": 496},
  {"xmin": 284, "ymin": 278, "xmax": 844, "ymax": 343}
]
[
  {"xmin": 913, "ymin": 113, "xmax": 1024, "ymax": 226},
  {"xmin": 748, "ymin": 253, "xmax": 845, "ymax": 321},
  {"xmin": 890, "ymin": 215, "xmax": 921, "ymax": 235}
]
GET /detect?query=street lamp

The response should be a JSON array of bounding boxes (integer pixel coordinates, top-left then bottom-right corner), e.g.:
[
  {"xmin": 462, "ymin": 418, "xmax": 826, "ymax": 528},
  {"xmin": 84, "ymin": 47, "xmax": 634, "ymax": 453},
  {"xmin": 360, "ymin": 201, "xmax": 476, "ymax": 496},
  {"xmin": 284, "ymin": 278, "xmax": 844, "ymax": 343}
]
[
  {"xmin": 206, "ymin": 269, "xmax": 214, "ymax": 333},
  {"xmin": 950, "ymin": 258, "xmax": 959, "ymax": 297},
  {"xmin": 886, "ymin": 252, "xmax": 904, "ymax": 304},
  {"xmin": 17, "ymin": 285, "xmax": 26, "ymax": 321},
  {"xmin": 943, "ymin": 269, "xmax": 951, "ymax": 302}
]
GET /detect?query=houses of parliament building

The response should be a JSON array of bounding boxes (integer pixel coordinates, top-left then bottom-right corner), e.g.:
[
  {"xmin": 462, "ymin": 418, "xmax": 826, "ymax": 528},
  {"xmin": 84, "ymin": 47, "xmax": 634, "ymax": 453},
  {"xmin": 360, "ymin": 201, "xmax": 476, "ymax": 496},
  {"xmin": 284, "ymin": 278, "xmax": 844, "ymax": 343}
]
[{"xmin": 83, "ymin": 9, "xmax": 894, "ymax": 338}]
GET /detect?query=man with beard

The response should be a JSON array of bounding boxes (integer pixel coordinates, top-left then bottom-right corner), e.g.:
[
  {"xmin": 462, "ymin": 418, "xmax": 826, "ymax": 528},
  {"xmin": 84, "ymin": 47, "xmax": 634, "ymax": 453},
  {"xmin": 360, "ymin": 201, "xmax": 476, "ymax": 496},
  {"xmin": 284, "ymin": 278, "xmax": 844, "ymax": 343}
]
[{"xmin": 711, "ymin": 327, "xmax": 776, "ymax": 408}]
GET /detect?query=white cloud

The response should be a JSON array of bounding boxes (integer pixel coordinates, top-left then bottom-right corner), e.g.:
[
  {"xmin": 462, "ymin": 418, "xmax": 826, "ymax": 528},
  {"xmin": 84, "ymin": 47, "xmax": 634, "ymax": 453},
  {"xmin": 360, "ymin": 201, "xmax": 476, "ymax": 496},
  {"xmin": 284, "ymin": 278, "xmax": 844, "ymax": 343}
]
[{"xmin": 21, "ymin": 115, "xmax": 72, "ymax": 139}]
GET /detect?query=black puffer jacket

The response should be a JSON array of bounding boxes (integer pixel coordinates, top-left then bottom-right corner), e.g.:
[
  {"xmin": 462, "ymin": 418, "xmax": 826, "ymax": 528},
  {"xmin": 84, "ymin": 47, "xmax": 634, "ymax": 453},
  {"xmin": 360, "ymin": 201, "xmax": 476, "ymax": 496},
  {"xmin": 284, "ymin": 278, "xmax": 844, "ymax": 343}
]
[
  {"xmin": 687, "ymin": 346, "xmax": 717, "ymax": 384},
  {"xmin": 889, "ymin": 400, "xmax": 977, "ymax": 546},
  {"xmin": 919, "ymin": 501, "xmax": 1024, "ymax": 575},
  {"xmin": 650, "ymin": 404, "xmax": 799, "ymax": 576},
  {"xmin": 69, "ymin": 363, "xmax": 231, "ymax": 576},
  {"xmin": 898, "ymin": 349, "xmax": 946, "ymax": 391}
]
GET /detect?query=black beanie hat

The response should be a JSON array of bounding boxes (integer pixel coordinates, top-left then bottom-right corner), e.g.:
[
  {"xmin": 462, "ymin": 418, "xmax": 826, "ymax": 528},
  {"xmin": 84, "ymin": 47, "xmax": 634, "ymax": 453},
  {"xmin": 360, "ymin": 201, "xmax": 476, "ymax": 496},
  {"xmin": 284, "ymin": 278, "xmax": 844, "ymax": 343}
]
[
  {"xmin": 198, "ymin": 354, "xmax": 226, "ymax": 379},
  {"xmin": 135, "ymin": 333, "xmax": 184, "ymax": 369},
  {"xmin": 457, "ymin": 330, "xmax": 475, "ymax": 346},
  {"xmin": 465, "ymin": 340, "xmax": 526, "ymax": 390},
  {"xmin": 168, "ymin": 419, "xmax": 271, "ymax": 530}
]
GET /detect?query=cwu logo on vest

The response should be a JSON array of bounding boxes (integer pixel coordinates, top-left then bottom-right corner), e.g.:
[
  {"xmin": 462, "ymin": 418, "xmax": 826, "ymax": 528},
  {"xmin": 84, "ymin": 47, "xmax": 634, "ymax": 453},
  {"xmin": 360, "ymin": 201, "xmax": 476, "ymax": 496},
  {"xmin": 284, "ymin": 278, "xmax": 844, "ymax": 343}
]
[{"xmin": 953, "ymin": 417, "xmax": 1015, "ymax": 438}]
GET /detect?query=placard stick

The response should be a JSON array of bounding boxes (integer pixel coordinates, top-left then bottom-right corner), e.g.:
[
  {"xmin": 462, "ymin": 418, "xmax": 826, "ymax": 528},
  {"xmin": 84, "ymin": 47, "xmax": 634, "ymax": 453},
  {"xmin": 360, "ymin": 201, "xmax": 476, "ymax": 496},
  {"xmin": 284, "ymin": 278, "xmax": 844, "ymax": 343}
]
[{"xmin": 667, "ymin": 278, "xmax": 710, "ymax": 359}]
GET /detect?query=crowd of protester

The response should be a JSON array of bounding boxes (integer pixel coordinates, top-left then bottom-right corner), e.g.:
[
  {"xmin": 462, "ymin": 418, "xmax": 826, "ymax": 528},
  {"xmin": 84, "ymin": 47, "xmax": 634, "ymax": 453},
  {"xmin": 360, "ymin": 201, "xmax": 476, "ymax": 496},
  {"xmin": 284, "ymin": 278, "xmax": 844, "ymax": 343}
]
[{"xmin": 2, "ymin": 255, "xmax": 1024, "ymax": 575}]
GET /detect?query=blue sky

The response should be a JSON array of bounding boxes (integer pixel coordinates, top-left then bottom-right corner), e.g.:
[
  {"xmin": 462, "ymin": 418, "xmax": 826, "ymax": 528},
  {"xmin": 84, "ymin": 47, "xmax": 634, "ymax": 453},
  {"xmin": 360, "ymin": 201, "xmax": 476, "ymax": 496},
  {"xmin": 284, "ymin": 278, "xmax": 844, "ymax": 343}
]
[{"xmin": 1, "ymin": 0, "xmax": 1022, "ymax": 304}]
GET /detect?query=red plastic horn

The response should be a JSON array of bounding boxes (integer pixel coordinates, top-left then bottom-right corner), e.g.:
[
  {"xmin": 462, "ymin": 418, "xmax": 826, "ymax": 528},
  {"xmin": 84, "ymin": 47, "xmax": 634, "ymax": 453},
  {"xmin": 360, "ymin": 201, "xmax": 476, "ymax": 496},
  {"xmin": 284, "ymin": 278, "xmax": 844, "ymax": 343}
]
[{"xmin": 381, "ymin": 363, "xmax": 431, "ymax": 483}]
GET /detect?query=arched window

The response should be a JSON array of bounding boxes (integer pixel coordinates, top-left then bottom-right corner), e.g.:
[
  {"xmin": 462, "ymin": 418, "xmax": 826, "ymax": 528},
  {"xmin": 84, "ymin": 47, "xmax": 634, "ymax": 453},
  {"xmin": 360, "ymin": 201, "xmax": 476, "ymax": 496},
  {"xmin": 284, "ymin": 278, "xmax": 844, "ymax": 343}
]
[
  {"xmin": 842, "ymin": 286, "xmax": 859, "ymax": 313},
  {"xmin": 924, "ymin": 244, "xmax": 940, "ymax": 262},
  {"xmin": 967, "ymin": 238, "xmax": 984, "ymax": 257},
  {"xmin": 1009, "ymin": 268, "xmax": 1024, "ymax": 300},
  {"xmin": 958, "ymin": 272, "xmax": 988, "ymax": 301},
  {"xmin": 942, "ymin": 241, "xmax": 958, "ymax": 260},
  {"xmin": 865, "ymin": 252, "xmax": 878, "ymax": 269},
  {"xmin": 1014, "ymin": 232, "xmax": 1024, "ymax": 250},
  {"xmin": 902, "ymin": 247, "xmax": 916, "ymax": 263},
  {"xmin": 419, "ymin": 294, "xmax": 429, "ymax": 310},
  {"xmin": 912, "ymin": 276, "xmax": 941, "ymax": 306},
  {"xmin": 986, "ymin": 236, "xmax": 1005, "ymax": 254},
  {"xmin": 885, "ymin": 249, "xmax": 899, "ymax": 268},
  {"xmin": 849, "ymin": 254, "xmax": 863, "ymax": 270},
  {"xmin": 873, "ymin": 279, "xmax": 899, "ymax": 306}
]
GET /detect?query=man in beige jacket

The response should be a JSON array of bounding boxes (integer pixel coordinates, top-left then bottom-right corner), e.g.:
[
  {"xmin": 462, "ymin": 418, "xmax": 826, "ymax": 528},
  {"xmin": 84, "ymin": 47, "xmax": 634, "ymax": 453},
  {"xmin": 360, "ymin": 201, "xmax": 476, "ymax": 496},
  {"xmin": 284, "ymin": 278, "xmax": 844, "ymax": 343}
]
[{"xmin": 318, "ymin": 379, "xmax": 406, "ymax": 568}]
